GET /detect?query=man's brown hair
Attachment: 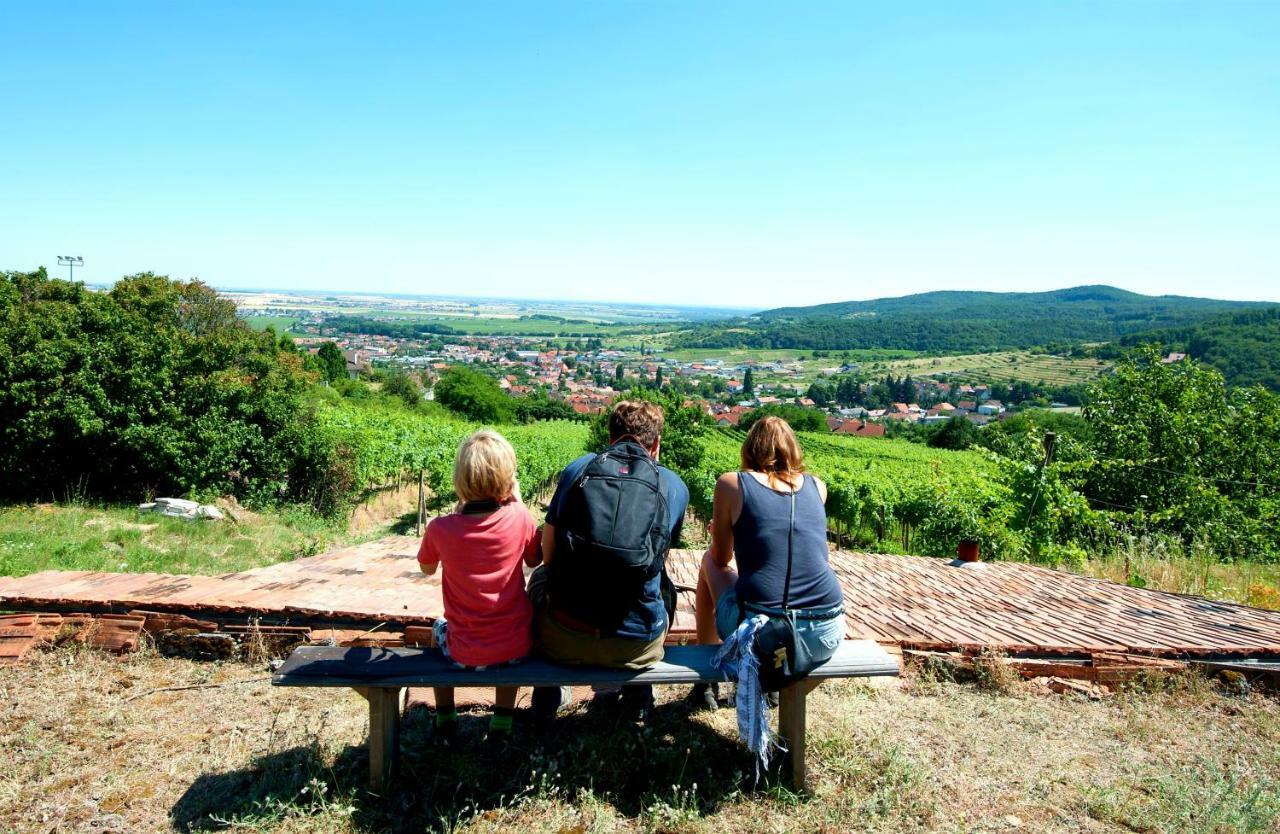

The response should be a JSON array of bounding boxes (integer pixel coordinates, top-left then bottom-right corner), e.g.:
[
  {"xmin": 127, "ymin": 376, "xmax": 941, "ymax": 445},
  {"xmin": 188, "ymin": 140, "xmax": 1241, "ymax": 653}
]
[{"xmin": 608, "ymin": 400, "xmax": 665, "ymax": 448}]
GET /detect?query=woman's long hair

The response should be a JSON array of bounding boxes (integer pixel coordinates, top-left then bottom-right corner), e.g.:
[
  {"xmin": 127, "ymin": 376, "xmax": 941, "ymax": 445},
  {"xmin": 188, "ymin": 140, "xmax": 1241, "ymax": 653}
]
[{"xmin": 740, "ymin": 416, "xmax": 806, "ymax": 489}]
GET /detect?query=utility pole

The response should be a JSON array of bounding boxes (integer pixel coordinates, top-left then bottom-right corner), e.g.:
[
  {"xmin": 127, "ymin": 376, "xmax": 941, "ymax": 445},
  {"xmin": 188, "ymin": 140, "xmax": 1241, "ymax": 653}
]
[{"xmin": 58, "ymin": 255, "xmax": 84, "ymax": 282}]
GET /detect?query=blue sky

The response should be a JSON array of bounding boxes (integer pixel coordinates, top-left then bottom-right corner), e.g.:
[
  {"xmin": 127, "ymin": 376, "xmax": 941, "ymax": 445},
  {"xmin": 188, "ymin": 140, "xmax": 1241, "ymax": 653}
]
[{"xmin": 2, "ymin": 1, "xmax": 1277, "ymax": 308}]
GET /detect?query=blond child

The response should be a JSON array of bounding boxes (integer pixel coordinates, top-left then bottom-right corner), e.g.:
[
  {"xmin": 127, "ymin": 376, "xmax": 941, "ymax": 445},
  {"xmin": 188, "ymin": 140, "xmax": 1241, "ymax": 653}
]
[{"xmin": 417, "ymin": 430, "xmax": 541, "ymax": 744}]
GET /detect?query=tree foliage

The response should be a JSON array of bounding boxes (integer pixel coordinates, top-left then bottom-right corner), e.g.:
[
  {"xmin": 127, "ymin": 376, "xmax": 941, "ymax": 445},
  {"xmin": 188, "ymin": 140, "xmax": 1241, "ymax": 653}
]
[
  {"xmin": 737, "ymin": 403, "xmax": 827, "ymax": 433},
  {"xmin": 672, "ymin": 285, "xmax": 1268, "ymax": 353},
  {"xmin": 432, "ymin": 366, "xmax": 515, "ymax": 423},
  {"xmin": 314, "ymin": 341, "xmax": 347, "ymax": 384},
  {"xmin": 586, "ymin": 387, "xmax": 710, "ymax": 473},
  {"xmin": 927, "ymin": 416, "xmax": 979, "ymax": 450},
  {"xmin": 1081, "ymin": 346, "xmax": 1280, "ymax": 559},
  {"xmin": 0, "ymin": 269, "xmax": 309, "ymax": 503}
]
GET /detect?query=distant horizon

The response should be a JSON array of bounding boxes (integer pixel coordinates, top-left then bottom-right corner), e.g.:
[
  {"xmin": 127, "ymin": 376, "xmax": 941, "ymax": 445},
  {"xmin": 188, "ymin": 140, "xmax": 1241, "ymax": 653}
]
[
  {"xmin": 3, "ymin": 3, "xmax": 1277, "ymax": 307},
  {"xmin": 70, "ymin": 274, "xmax": 1280, "ymax": 313}
]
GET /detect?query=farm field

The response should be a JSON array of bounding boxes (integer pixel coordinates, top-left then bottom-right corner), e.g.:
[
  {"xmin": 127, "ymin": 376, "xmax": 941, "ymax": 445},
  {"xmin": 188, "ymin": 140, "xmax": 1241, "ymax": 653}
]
[
  {"xmin": 633, "ymin": 346, "xmax": 1109, "ymax": 389},
  {"xmin": 863, "ymin": 350, "xmax": 1111, "ymax": 386},
  {"xmin": 243, "ymin": 314, "xmax": 301, "ymax": 332}
]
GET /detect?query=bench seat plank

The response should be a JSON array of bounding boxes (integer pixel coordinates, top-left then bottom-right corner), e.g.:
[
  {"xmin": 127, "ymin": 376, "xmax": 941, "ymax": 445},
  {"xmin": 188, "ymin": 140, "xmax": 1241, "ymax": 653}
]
[{"xmin": 272, "ymin": 639, "xmax": 899, "ymax": 689}]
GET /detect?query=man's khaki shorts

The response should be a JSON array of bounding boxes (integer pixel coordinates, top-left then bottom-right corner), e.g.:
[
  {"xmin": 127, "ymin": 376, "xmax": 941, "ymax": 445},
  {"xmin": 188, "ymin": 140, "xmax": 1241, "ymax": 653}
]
[{"xmin": 527, "ymin": 565, "xmax": 664, "ymax": 670}]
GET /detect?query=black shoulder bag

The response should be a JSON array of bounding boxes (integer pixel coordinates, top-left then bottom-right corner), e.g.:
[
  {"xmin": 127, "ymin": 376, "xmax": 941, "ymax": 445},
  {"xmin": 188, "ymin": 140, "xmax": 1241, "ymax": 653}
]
[{"xmin": 750, "ymin": 478, "xmax": 824, "ymax": 692}]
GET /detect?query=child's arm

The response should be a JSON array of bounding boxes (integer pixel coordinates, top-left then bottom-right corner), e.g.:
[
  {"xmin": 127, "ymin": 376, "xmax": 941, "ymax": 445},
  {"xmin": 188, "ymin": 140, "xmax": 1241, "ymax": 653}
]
[
  {"xmin": 417, "ymin": 521, "xmax": 441, "ymax": 576},
  {"xmin": 522, "ymin": 510, "xmax": 543, "ymax": 567}
]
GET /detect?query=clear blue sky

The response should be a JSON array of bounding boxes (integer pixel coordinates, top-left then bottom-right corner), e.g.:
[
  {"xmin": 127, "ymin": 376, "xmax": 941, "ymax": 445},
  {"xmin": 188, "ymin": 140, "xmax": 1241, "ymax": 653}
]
[{"xmin": 2, "ymin": 1, "xmax": 1277, "ymax": 308}]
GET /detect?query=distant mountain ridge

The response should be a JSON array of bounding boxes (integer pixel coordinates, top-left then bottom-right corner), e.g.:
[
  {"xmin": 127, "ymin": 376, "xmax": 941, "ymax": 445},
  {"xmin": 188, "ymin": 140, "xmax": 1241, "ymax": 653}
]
[
  {"xmin": 670, "ymin": 285, "xmax": 1277, "ymax": 355},
  {"xmin": 1119, "ymin": 306, "xmax": 1280, "ymax": 391},
  {"xmin": 755, "ymin": 284, "xmax": 1265, "ymax": 320}
]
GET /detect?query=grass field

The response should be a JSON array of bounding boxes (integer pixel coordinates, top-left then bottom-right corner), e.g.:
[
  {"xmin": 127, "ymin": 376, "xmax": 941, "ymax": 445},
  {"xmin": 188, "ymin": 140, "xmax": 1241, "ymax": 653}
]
[
  {"xmin": 625, "ymin": 346, "xmax": 1108, "ymax": 388},
  {"xmin": 2, "ymin": 646, "xmax": 1276, "ymax": 833},
  {"xmin": 0, "ymin": 503, "xmax": 343, "ymax": 577},
  {"xmin": 864, "ymin": 350, "xmax": 1111, "ymax": 386},
  {"xmin": 654, "ymin": 347, "xmax": 917, "ymax": 362},
  {"xmin": 244, "ymin": 315, "xmax": 301, "ymax": 333}
]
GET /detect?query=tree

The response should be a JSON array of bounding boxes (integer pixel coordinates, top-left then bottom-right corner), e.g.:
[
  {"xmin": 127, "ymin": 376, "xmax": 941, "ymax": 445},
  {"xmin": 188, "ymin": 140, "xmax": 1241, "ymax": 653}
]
[
  {"xmin": 738, "ymin": 404, "xmax": 827, "ymax": 433},
  {"xmin": 586, "ymin": 387, "xmax": 709, "ymax": 473},
  {"xmin": 515, "ymin": 392, "xmax": 582, "ymax": 423},
  {"xmin": 315, "ymin": 341, "xmax": 347, "ymax": 384},
  {"xmin": 655, "ymin": 367, "xmax": 664, "ymax": 389},
  {"xmin": 927, "ymin": 416, "xmax": 979, "ymax": 450},
  {"xmin": 381, "ymin": 372, "xmax": 422, "ymax": 408},
  {"xmin": 432, "ymin": 366, "xmax": 515, "ymax": 423},
  {"xmin": 615, "ymin": 364, "xmax": 625, "ymax": 384},
  {"xmin": 1081, "ymin": 345, "xmax": 1280, "ymax": 559},
  {"xmin": 743, "ymin": 368, "xmax": 755, "ymax": 397},
  {"xmin": 0, "ymin": 269, "xmax": 309, "ymax": 503}
]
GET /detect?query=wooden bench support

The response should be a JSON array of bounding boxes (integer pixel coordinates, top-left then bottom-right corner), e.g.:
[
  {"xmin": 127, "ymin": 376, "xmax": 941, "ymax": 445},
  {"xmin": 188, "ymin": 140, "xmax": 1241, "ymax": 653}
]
[
  {"xmin": 777, "ymin": 682, "xmax": 807, "ymax": 789},
  {"xmin": 364, "ymin": 686, "xmax": 403, "ymax": 793}
]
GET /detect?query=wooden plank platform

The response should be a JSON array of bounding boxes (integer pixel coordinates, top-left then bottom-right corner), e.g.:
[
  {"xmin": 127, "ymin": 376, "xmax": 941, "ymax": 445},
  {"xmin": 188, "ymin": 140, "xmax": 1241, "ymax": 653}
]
[{"xmin": 4, "ymin": 536, "xmax": 1280, "ymax": 658}]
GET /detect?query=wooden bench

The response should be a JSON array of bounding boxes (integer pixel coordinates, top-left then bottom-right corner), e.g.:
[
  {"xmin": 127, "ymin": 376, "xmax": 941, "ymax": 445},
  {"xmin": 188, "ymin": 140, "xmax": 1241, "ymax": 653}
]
[{"xmin": 272, "ymin": 639, "xmax": 900, "ymax": 792}]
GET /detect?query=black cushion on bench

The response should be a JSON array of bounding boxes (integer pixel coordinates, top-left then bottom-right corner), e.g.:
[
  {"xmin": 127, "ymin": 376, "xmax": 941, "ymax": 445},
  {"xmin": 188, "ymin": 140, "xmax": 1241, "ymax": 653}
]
[{"xmin": 272, "ymin": 639, "xmax": 899, "ymax": 689}]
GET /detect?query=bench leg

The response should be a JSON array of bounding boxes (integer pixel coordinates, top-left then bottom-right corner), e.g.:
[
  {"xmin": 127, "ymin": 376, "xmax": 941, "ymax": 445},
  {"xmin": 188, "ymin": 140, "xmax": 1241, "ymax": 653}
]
[
  {"xmin": 778, "ymin": 680, "xmax": 819, "ymax": 791},
  {"xmin": 367, "ymin": 686, "xmax": 403, "ymax": 793}
]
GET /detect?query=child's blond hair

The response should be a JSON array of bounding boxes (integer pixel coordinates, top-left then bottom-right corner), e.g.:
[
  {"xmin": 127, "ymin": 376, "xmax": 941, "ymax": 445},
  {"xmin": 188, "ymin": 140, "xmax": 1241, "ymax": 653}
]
[{"xmin": 452, "ymin": 429, "xmax": 518, "ymax": 504}]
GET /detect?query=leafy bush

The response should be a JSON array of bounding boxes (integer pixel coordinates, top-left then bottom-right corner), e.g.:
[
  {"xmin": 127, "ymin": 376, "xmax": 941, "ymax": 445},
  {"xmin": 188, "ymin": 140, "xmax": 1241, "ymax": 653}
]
[
  {"xmin": 586, "ymin": 387, "xmax": 710, "ymax": 473},
  {"xmin": 0, "ymin": 269, "xmax": 310, "ymax": 504},
  {"xmin": 738, "ymin": 403, "xmax": 828, "ymax": 433},
  {"xmin": 432, "ymin": 366, "xmax": 515, "ymax": 423}
]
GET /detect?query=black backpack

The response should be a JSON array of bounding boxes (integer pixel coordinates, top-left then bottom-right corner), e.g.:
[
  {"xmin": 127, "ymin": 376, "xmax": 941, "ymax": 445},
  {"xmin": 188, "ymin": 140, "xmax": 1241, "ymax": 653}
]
[{"xmin": 548, "ymin": 440, "xmax": 671, "ymax": 632}]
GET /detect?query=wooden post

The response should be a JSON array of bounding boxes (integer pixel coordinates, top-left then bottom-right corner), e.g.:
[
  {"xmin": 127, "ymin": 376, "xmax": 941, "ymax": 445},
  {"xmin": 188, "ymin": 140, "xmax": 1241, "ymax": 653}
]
[
  {"xmin": 367, "ymin": 686, "xmax": 403, "ymax": 793},
  {"xmin": 777, "ymin": 683, "xmax": 808, "ymax": 790},
  {"xmin": 415, "ymin": 471, "xmax": 425, "ymax": 537}
]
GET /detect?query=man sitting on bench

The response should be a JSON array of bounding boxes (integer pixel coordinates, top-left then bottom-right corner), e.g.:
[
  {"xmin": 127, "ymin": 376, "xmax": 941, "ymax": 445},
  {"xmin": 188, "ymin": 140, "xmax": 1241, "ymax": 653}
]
[{"xmin": 528, "ymin": 399, "xmax": 690, "ymax": 723}]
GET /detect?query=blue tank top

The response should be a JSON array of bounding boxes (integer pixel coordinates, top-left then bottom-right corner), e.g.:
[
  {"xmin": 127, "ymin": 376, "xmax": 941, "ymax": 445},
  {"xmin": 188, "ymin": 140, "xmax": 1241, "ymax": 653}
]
[{"xmin": 731, "ymin": 472, "xmax": 844, "ymax": 611}]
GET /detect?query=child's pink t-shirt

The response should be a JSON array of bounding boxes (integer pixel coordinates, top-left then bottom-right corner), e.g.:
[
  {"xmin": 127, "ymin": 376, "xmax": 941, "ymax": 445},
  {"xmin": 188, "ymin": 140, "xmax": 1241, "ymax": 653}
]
[{"xmin": 417, "ymin": 502, "xmax": 539, "ymax": 667}]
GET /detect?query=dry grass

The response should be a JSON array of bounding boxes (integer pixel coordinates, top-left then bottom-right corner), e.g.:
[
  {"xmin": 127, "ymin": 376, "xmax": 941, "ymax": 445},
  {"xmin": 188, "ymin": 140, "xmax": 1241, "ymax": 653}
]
[
  {"xmin": 1079, "ymin": 550, "xmax": 1280, "ymax": 612},
  {"xmin": 2, "ymin": 646, "xmax": 1278, "ymax": 834}
]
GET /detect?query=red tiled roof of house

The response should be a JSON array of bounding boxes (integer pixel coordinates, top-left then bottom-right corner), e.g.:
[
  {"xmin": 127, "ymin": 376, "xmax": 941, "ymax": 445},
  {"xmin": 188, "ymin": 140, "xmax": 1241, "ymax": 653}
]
[{"xmin": 834, "ymin": 420, "xmax": 886, "ymax": 437}]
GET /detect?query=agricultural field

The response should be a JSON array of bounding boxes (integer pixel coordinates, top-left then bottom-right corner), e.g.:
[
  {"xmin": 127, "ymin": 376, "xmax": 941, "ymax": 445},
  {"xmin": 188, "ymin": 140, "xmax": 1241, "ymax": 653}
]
[
  {"xmin": 242, "ymin": 314, "xmax": 300, "ymax": 333},
  {"xmin": 864, "ymin": 350, "xmax": 1111, "ymax": 386},
  {"xmin": 310, "ymin": 400, "xmax": 590, "ymax": 505},
  {"xmin": 679, "ymin": 428, "xmax": 1004, "ymax": 557},
  {"xmin": 627, "ymin": 345, "xmax": 1109, "ymax": 389}
]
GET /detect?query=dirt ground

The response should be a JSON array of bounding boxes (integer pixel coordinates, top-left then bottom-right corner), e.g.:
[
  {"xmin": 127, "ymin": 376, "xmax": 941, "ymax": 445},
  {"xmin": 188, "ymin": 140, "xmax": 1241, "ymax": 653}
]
[{"xmin": 2, "ymin": 644, "xmax": 1277, "ymax": 834}]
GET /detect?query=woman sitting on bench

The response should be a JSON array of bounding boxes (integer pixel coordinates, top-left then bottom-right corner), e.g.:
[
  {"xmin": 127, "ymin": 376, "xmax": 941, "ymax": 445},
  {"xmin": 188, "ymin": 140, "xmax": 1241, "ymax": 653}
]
[
  {"xmin": 417, "ymin": 430, "xmax": 542, "ymax": 746},
  {"xmin": 690, "ymin": 416, "xmax": 846, "ymax": 710}
]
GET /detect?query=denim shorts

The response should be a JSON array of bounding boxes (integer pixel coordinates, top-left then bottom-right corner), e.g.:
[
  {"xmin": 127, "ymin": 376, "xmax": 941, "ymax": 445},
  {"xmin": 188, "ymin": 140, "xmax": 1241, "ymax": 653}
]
[{"xmin": 714, "ymin": 589, "xmax": 845, "ymax": 662}]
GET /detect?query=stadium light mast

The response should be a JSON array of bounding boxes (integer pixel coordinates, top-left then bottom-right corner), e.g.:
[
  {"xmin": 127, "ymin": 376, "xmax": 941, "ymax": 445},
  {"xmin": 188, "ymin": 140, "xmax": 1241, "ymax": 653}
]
[{"xmin": 58, "ymin": 255, "xmax": 84, "ymax": 282}]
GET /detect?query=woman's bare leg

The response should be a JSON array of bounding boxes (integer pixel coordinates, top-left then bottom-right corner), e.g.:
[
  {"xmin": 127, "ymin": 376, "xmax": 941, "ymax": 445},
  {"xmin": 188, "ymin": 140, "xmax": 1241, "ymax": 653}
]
[{"xmin": 696, "ymin": 549, "xmax": 738, "ymax": 645}]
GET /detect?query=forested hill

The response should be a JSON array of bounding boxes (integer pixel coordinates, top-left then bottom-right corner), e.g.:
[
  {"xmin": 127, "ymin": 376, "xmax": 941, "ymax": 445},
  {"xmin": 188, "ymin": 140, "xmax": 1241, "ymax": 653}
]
[
  {"xmin": 670, "ymin": 285, "xmax": 1274, "ymax": 354},
  {"xmin": 1118, "ymin": 306, "xmax": 1280, "ymax": 391}
]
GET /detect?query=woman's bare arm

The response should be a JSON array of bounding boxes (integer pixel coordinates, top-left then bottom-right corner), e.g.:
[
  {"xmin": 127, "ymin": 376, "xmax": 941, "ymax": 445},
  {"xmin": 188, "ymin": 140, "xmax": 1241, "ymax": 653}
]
[{"xmin": 709, "ymin": 472, "xmax": 740, "ymax": 568}]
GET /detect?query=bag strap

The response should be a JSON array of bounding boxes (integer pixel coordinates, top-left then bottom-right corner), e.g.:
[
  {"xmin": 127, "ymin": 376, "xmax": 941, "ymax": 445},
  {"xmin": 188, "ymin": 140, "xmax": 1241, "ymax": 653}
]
[{"xmin": 781, "ymin": 482, "xmax": 796, "ymax": 610}]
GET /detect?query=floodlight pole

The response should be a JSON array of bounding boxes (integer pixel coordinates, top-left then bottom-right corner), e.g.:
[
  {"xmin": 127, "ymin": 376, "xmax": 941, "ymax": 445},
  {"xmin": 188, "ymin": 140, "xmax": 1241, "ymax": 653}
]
[{"xmin": 58, "ymin": 255, "xmax": 84, "ymax": 282}]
